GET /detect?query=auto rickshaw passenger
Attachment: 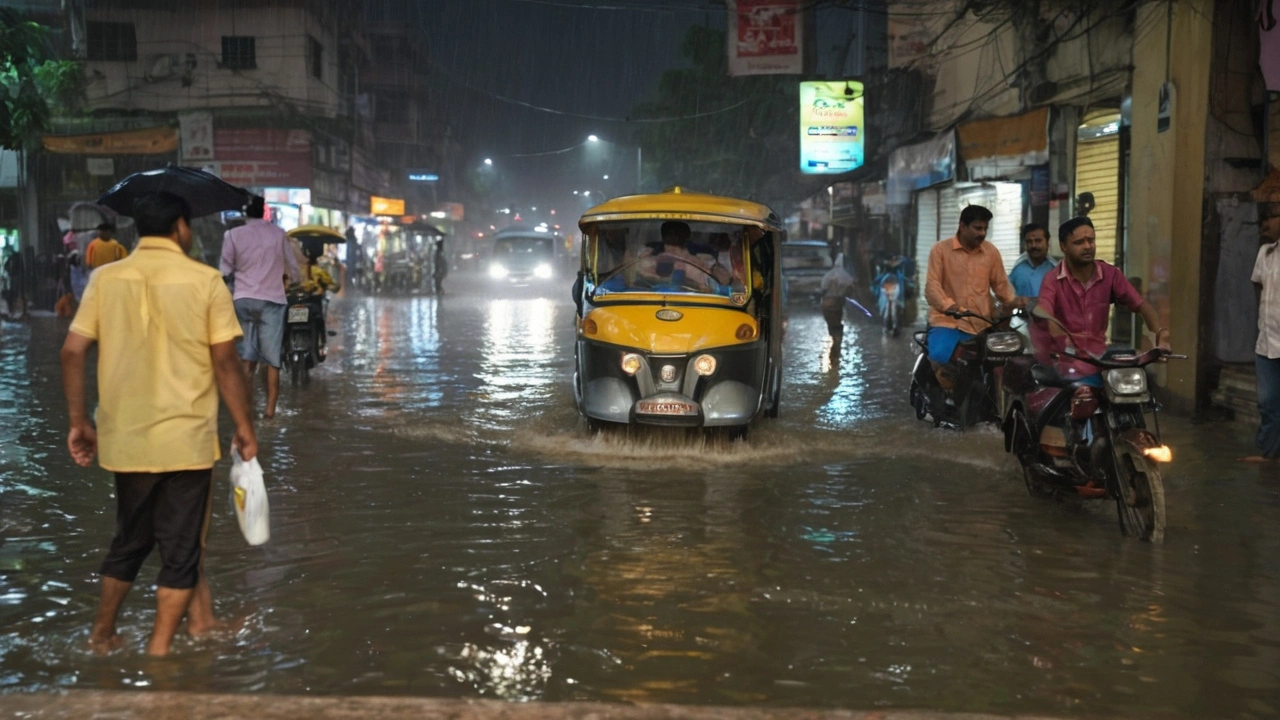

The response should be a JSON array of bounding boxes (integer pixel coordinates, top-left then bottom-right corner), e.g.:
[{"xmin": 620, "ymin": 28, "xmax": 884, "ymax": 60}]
[{"xmin": 638, "ymin": 221, "xmax": 724, "ymax": 293}]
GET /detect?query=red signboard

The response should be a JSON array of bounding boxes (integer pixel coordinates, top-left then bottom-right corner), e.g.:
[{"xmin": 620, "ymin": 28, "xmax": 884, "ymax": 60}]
[
  {"xmin": 727, "ymin": 0, "xmax": 803, "ymax": 76},
  {"xmin": 211, "ymin": 128, "xmax": 312, "ymax": 187}
]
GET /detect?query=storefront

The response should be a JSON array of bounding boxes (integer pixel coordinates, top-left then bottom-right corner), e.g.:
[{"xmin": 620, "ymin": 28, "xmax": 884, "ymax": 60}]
[{"xmin": 1074, "ymin": 110, "xmax": 1123, "ymax": 266}]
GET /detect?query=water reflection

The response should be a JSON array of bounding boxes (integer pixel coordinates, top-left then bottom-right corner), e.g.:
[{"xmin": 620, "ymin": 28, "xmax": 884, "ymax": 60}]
[{"xmin": 0, "ymin": 295, "xmax": 1278, "ymax": 717}]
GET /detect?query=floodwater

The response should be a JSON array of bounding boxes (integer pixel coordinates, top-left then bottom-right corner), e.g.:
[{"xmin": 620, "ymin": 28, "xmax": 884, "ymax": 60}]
[{"xmin": 1, "ymin": 280, "xmax": 1278, "ymax": 718}]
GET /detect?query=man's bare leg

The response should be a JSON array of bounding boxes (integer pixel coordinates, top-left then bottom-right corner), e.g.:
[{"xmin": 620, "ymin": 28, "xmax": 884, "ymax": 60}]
[
  {"xmin": 147, "ymin": 586, "xmax": 194, "ymax": 656},
  {"xmin": 89, "ymin": 576, "xmax": 132, "ymax": 653},
  {"xmin": 265, "ymin": 365, "xmax": 280, "ymax": 418},
  {"xmin": 185, "ymin": 572, "xmax": 218, "ymax": 636}
]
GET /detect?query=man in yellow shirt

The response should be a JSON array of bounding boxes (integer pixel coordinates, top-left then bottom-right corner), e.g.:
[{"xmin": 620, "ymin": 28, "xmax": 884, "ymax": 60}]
[
  {"xmin": 60, "ymin": 191, "xmax": 257, "ymax": 657},
  {"xmin": 84, "ymin": 222, "xmax": 128, "ymax": 270}
]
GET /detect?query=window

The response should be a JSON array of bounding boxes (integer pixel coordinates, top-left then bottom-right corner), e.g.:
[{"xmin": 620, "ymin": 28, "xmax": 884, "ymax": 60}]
[
  {"xmin": 374, "ymin": 94, "xmax": 409, "ymax": 124},
  {"xmin": 220, "ymin": 36, "xmax": 256, "ymax": 70},
  {"xmin": 87, "ymin": 22, "xmax": 137, "ymax": 62},
  {"xmin": 308, "ymin": 35, "xmax": 323, "ymax": 80}
]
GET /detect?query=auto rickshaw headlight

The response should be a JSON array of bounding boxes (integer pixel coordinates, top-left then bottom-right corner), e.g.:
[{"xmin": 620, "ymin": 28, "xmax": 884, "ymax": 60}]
[
  {"xmin": 693, "ymin": 354, "xmax": 717, "ymax": 377},
  {"xmin": 620, "ymin": 353, "xmax": 643, "ymax": 375}
]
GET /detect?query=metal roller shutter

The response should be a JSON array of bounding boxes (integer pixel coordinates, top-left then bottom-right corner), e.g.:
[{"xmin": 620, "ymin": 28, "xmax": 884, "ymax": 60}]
[
  {"xmin": 990, "ymin": 182, "xmax": 1024, "ymax": 273},
  {"xmin": 1074, "ymin": 135, "xmax": 1120, "ymax": 265},
  {"xmin": 938, "ymin": 184, "xmax": 960, "ymax": 244},
  {"xmin": 914, "ymin": 188, "xmax": 938, "ymax": 282}
]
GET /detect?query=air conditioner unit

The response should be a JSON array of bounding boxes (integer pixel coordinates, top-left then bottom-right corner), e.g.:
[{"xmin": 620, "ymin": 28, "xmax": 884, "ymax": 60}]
[
  {"xmin": 145, "ymin": 54, "xmax": 178, "ymax": 81},
  {"xmin": 145, "ymin": 53, "xmax": 198, "ymax": 84}
]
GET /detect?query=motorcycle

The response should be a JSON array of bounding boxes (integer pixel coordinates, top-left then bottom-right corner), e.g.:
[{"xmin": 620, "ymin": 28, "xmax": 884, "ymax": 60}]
[
  {"xmin": 909, "ymin": 309, "xmax": 1024, "ymax": 429},
  {"xmin": 1001, "ymin": 312, "xmax": 1183, "ymax": 542},
  {"xmin": 282, "ymin": 289, "xmax": 331, "ymax": 386}
]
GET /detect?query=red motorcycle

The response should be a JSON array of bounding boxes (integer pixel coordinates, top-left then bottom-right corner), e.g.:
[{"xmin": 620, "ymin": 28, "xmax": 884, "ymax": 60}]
[{"xmin": 1001, "ymin": 315, "xmax": 1182, "ymax": 542}]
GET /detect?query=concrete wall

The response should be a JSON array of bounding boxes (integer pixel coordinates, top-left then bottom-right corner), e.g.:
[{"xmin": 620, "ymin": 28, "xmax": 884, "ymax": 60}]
[
  {"xmin": 887, "ymin": 1, "xmax": 1133, "ymax": 131},
  {"xmin": 82, "ymin": 3, "xmax": 340, "ymax": 118},
  {"xmin": 1127, "ymin": 0, "xmax": 1214, "ymax": 408}
]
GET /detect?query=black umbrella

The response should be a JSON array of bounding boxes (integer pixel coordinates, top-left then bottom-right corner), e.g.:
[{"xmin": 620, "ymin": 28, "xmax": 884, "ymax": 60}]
[{"xmin": 98, "ymin": 164, "xmax": 252, "ymax": 218}]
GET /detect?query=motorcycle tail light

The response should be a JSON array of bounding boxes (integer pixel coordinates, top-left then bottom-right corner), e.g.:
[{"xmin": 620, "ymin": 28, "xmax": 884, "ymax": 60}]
[{"xmin": 1070, "ymin": 386, "xmax": 1100, "ymax": 420}]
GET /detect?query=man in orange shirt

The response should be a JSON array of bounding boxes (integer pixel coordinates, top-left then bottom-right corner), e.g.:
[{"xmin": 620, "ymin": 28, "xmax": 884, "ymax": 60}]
[
  {"xmin": 85, "ymin": 222, "xmax": 128, "ymax": 270},
  {"xmin": 923, "ymin": 204, "xmax": 1026, "ymax": 368}
]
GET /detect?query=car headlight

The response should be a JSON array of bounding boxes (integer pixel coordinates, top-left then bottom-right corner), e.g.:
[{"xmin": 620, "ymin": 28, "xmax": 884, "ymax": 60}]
[
  {"xmin": 985, "ymin": 331, "xmax": 1022, "ymax": 354},
  {"xmin": 488, "ymin": 263, "xmax": 508, "ymax": 279},
  {"xmin": 693, "ymin": 354, "xmax": 717, "ymax": 376},
  {"xmin": 534, "ymin": 263, "xmax": 553, "ymax": 279},
  {"xmin": 620, "ymin": 353, "xmax": 643, "ymax": 375},
  {"xmin": 1105, "ymin": 368, "xmax": 1147, "ymax": 396}
]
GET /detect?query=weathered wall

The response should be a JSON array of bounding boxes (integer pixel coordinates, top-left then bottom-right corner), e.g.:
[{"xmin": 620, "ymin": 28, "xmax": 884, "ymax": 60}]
[
  {"xmin": 1127, "ymin": 0, "xmax": 1214, "ymax": 408},
  {"xmin": 82, "ymin": 3, "xmax": 339, "ymax": 118}
]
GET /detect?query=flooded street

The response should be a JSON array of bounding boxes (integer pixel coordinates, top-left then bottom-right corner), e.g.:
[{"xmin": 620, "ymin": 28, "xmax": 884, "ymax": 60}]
[{"xmin": 2, "ymin": 283, "xmax": 1279, "ymax": 719}]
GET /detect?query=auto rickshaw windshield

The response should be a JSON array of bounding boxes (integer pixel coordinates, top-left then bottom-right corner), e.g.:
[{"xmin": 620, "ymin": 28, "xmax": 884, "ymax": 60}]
[{"xmin": 591, "ymin": 220, "xmax": 751, "ymax": 299}]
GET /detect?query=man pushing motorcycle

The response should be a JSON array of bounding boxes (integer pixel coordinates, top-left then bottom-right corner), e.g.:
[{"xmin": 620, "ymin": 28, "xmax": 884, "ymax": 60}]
[
  {"xmin": 1031, "ymin": 216, "xmax": 1171, "ymax": 379},
  {"xmin": 923, "ymin": 204, "xmax": 1027, "ymax": 385}
]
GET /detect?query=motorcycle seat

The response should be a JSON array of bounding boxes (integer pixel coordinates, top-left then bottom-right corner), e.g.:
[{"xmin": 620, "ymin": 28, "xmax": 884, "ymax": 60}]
[{"xmin": 1030, "ymin": 363, "xmax": 1072, "ymax": 388}]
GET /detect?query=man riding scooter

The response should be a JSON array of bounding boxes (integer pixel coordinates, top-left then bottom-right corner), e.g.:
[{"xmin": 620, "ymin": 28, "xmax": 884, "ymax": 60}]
[
  {"xmin": 924, "ymin": 204, "xmax": 1027, "ymax": 382},
  {"xmin": 293, "ymin": 244, "xmax": 337, "ymax": 361}
]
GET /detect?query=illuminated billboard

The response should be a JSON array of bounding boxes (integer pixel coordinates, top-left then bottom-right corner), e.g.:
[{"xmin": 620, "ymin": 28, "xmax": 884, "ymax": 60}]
[
  {"xmin": 799, "ymin": 81, "xmax": 865, "ymax": 175},
  {"xmin": 370, "ymin": 196, "xmax": 405, "ymax": 215}
]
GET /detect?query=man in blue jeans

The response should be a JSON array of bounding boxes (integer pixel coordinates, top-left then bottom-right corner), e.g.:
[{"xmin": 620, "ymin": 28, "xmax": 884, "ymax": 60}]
[
  {"xmin": 1249, "ymin": 194, "xmax": 1280, "ymax": 462},
  {"xmin": 220, "ymin": 196, "xmax": 299, "ymax": 418}
]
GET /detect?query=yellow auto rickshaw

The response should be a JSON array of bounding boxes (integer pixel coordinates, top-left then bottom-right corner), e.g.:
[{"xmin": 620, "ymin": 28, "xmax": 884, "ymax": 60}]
[{"xmin": 573, "ymin": 187, "xmax": 785, "ymax": 433}]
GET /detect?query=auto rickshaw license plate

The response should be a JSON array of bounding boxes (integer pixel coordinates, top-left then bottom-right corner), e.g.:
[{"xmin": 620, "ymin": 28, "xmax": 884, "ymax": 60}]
[{"xmin": 637, "ymin": 399, "xmax": 698, "ymax": 416}]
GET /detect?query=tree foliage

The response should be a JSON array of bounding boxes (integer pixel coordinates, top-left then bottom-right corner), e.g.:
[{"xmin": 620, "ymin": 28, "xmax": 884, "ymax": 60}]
[
  {"xmin": 630, "ymin": 26, "xmax": 798, "ymax": 204},
  {"xmin": 1, "ymin": 9, "xmax": 81, "ymax": 151}
]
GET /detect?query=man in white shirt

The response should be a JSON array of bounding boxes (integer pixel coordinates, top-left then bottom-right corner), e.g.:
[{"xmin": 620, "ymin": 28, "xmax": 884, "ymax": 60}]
[{"xmin": 1250, "ymin": 197, "xmax": 1280, "ymax": 461}]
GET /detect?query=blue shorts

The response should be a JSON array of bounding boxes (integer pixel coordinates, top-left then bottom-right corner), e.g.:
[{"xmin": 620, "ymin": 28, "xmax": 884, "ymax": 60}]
[
  {"xmin": 927, "ymin": 327, "xmax": 974, "ymax": 365},
  {"xmin": 234, "ymin": 298, "xmax": 285, "ymax": 368}
]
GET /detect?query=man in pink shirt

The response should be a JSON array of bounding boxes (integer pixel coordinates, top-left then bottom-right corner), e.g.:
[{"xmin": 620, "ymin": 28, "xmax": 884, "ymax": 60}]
[
  {"xmin": 219, "ymin": 196, "xmax": 299, "ymax": 418},
  {"xmin": 1033, "ymin": 216, "xmax": 1170, "ymax": 382}
]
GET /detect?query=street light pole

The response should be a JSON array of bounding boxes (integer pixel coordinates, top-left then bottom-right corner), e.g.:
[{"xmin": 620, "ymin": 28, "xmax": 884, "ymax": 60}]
[{"xmin": 636, "ymin": 146, "xmax": 642, "ymax": 193}]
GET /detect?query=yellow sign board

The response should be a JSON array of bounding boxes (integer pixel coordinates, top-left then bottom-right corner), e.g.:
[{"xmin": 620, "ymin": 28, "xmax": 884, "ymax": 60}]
[{"xmin": 370, "ymin": 196, "xmax": 405, "ymax": 215}]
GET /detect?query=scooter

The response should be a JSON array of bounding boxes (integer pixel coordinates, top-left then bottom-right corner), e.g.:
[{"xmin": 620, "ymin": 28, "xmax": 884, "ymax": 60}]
[
  {"xmin": 909, "ymin": 309, "xmax": 1024, "ymax": 429},
  {"xmin": 1001, "ymin": 312, "xmax": 1183, "ymax": 543},
  {"xmin": 282, "ymin": 289, "xmax": 331, "ymax": 386}
]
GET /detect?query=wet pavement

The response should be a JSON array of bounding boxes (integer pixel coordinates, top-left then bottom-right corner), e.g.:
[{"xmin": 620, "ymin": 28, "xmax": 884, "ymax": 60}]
[{"xmin": 1, "ymin": 280, "xmax": 1278, "ymax": 718}]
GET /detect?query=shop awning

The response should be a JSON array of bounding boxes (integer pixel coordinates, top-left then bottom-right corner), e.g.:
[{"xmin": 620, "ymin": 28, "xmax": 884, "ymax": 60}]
[
  {"xmin": 887, "ymin": 131, "xmax": 955, "ymax": 206},
  {"xmin": 42, "ymin": 126, "xmax": 178, "ymax": 155},
  {"xmin": 957, "ymin": 107, "xmax": 1049, "ymax": 180}
]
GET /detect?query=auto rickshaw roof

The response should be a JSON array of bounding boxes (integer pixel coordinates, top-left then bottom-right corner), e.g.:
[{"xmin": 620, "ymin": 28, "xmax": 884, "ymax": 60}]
[{"xmin": 578, "ymin": 187, "xmax": 783, "ymax": 231}]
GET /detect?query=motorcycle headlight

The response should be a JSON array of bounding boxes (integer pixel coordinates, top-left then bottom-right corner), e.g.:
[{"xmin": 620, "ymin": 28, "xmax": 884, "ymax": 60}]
[
  {"xmin": 488, "ymin": 263, "xmax": 508, "ymax": 279},
  {"xmin": 1105, "ymin": 368, "xmax": 1147, "ymax": 396},
  {"xmin": 985, "ymin": 331, "xmax": 1022, "ymax": 354},
  {"xmin": 534, "ymin": 263, "xmax": 553, "ymax": 279}
]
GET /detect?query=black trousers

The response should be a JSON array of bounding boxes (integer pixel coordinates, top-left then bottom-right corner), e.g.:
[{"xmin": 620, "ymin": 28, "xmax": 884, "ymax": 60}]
[{"xmin": 99, "ymin": 469, "xmax": 213, "ymax": 589}]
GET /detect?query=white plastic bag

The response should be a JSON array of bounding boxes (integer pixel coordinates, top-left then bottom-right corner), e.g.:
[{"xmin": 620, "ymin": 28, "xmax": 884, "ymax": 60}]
[{"xmin": 229, "ymin": 448, "xmax": 270, "ymax": 545}]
